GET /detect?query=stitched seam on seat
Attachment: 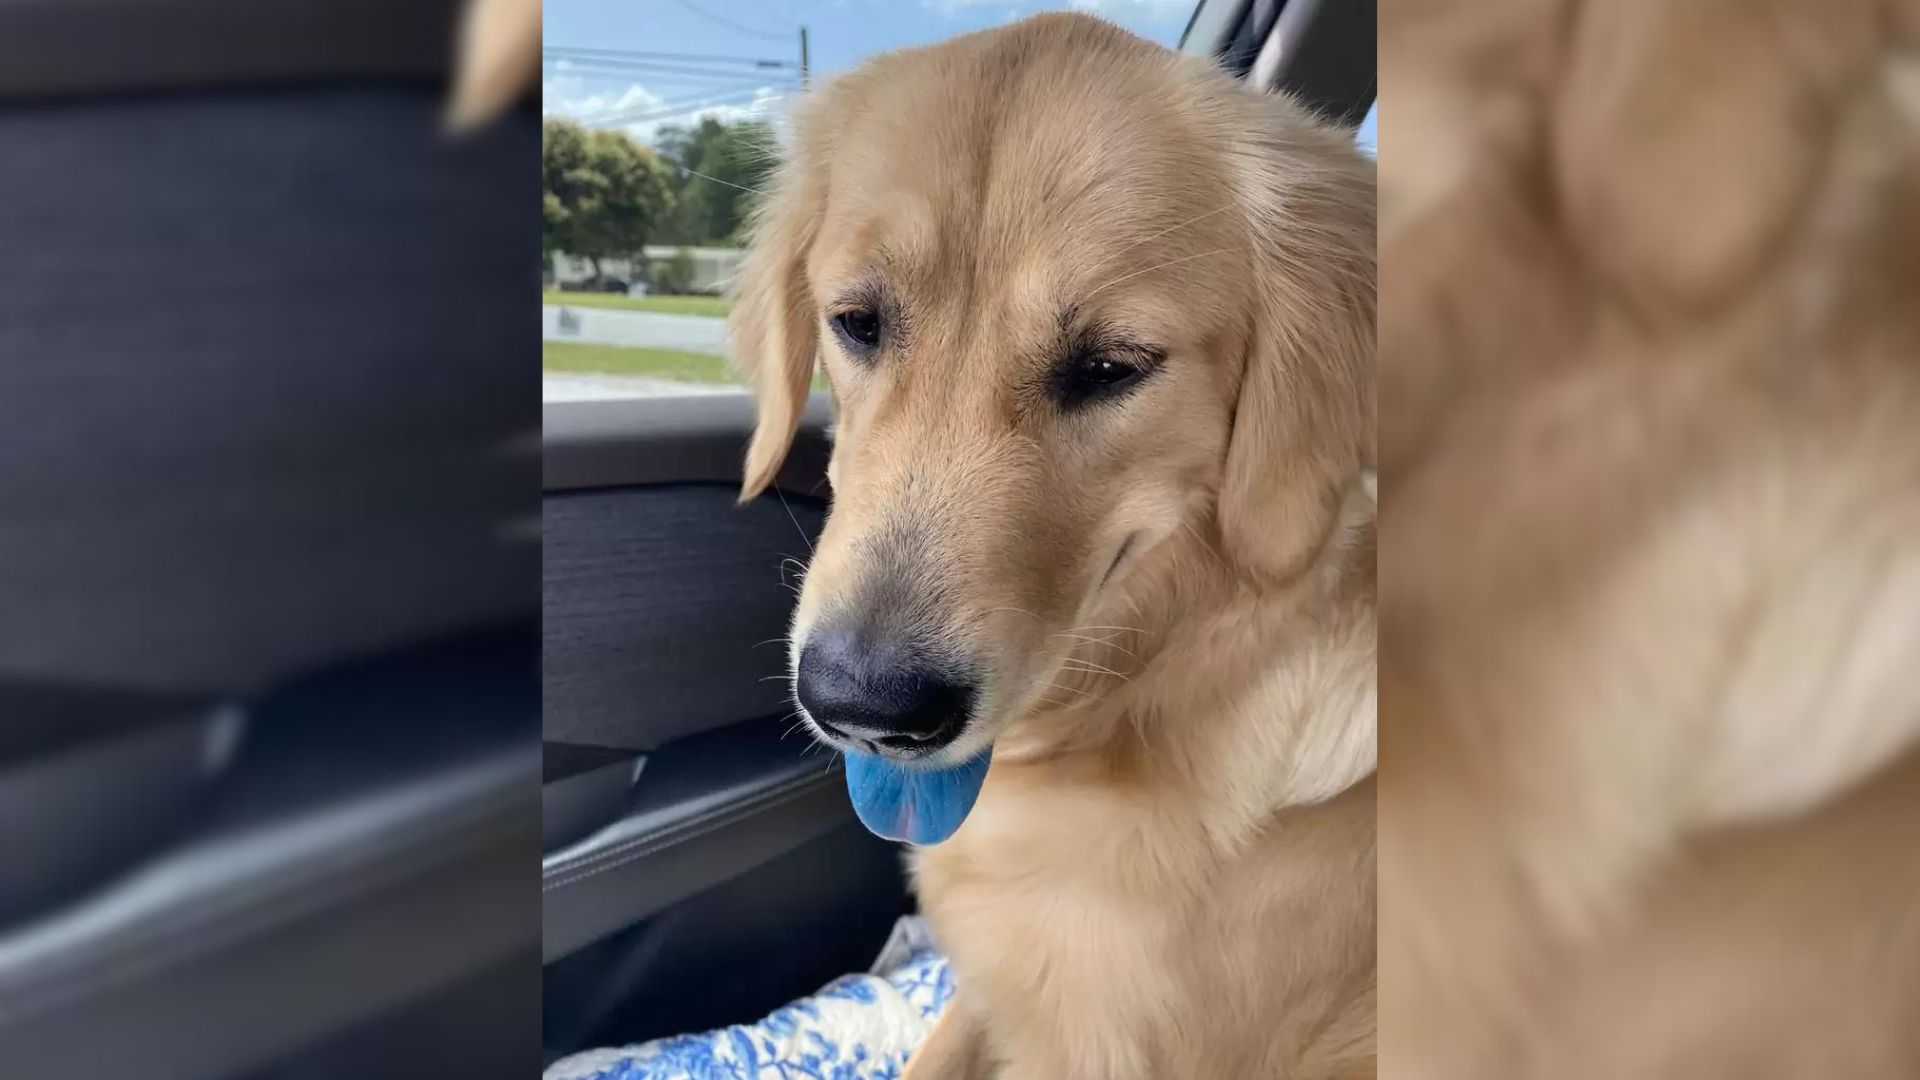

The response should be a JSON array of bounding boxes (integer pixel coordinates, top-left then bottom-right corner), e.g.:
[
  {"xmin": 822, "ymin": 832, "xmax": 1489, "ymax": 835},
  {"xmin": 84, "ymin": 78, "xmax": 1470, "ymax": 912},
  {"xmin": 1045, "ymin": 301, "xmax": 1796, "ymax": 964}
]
[{"xmin": 541, "ymin": 777, "xmax": 836, "ymax": 893}]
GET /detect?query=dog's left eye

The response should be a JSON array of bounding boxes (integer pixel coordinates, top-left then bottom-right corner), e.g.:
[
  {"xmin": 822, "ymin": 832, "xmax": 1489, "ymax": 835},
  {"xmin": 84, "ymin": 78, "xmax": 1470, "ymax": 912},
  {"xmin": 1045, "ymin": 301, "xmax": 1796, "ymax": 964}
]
[
  {"xmin": 831, "ymin": 308, "xmax": 883, "ymax": 351},
  {"xmin": 1077, "ymin": 356, "xmax": 1138, "ymax": 386},
  {"xmin": 1056, "ymin": 351, "xmax": 1151, "ymax": 407}
]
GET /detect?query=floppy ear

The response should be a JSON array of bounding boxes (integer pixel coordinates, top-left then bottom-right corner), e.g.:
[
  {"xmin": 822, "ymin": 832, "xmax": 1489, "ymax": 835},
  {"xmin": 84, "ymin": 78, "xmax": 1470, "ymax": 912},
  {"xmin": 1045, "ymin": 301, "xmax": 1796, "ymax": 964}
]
[
  {"xmin": 444, "ymin": 0, "xmax": 540, "ymax": 133},
  {"xmin": 1219, "ymin": 110, "xmax": 1377, "ymax": 581},
  {"xmin": 730, "ymin": 124, "xmax": 828, "ymax": 501},
  {"xmin": 1552, "ymin": 0, "xmax": 1895, "ymax": 322}
]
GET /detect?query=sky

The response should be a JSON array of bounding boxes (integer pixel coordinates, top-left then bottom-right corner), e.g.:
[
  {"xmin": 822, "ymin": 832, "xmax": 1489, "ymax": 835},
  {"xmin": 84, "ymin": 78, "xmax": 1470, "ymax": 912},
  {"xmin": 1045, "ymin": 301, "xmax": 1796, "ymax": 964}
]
[
  {"xmin": 543, "ymin": 1, "xmax": 1207, "ymax": 142},
  {"xmin": 542, "ymin": 0, "xmax": 1374, "ymax": 156}
]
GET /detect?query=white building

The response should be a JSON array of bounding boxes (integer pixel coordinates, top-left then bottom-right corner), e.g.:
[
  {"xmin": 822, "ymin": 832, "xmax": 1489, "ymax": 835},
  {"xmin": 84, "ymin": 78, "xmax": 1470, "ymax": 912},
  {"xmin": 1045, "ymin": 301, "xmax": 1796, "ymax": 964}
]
[{"xmin": 548, "ymin": 246, "xmax": 744, "ymax": 295}]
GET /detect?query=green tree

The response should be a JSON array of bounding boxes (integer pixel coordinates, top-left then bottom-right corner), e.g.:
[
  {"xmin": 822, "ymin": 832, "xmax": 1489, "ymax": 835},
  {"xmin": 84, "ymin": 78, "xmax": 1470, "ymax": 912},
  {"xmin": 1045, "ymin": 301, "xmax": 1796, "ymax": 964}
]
[
  {"xmin": 542, "ymin": 118, "xmax": 676, "ymax": 280},
  {"xmin": 583, "ymin": 128, "xmax": 675, "ymax": 274},
  {"xmin": 692, "ymin": 120, "xmax": 776, "ymax": 246},
  {"xmin": 652, "ymin": 118, "xmax": 777, "ymax": 247},
  {"xmin": 542, "ymin": 118, "xmax": 592, "ymax": 261},
  {"xmin": 652, "ymin": 119, "xmax": 717, "ymax": 175},
  {"xmin": 652, "ymin": 248, "xmax": 700, "ymax": 295}
]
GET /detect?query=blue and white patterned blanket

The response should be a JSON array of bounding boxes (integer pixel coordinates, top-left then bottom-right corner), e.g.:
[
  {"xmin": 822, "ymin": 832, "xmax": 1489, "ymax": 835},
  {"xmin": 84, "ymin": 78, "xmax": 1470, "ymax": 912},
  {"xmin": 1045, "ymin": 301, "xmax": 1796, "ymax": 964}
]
[{"xmin": 545, "ymin": 917, "xmax": 954, "ymax": 1080}]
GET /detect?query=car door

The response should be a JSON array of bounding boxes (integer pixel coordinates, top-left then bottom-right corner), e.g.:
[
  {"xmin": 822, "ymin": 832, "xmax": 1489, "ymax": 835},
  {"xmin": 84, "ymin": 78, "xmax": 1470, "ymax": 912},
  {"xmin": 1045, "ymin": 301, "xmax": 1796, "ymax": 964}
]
[{"xmin": 540, "ymin": 392, "xmax": 915, "ymax": 1061}]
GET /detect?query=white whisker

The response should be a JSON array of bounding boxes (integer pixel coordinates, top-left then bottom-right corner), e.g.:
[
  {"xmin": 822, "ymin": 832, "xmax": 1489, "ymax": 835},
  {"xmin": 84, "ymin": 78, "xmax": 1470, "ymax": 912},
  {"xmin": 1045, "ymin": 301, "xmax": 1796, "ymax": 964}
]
[
  {"xmin": 983, "ymin": 605, "xmax": 1042, "ymax": 622},
  {"xmin": 772, "ymin": 487, "xmax": 817, "ymax": 557},
  {"xmin": 1051, "ymin": 631, "xmax": 1137, "ymax": 658},
  {"xmin": 1090, "ymin": 204, "xmax": 1236, "ymax": 277},
  {"xmin": 684, "ymin": 166, "xmax": 770, "ymax": 198},
  {"xmin": 1039, "ymin": 680, "xmax": 1093, "ymax": 700},
  {"xmin": 1059, "ymin": 658, "xmax": 1132, "ymax": 683},
  {"xmin": 1083, "ymin": 247, "xmax": 1237, "ymax": 301}
]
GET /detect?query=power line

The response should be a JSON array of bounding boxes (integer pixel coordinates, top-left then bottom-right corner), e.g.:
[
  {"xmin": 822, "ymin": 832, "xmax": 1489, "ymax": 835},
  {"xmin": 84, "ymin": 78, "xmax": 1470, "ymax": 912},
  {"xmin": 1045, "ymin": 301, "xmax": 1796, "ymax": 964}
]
[
  {"xmin": 544, "ymin": 45, "xmax": 793, "ymax": 69},
  {"xmin": 666, "ymin": 0, "xmax": 792, "ymax": 44},
  {"xmin": 544, "ymin": 56, "xmax": 792, "ymax": 82},
  {"xmin": 546, "ymin": 67, "xmax": 732, "ymax": 86},
  {"xmin": 586, "ymin": 81, "xmax": 785, "ymax": 119},
  {"xmin": 569, "ymin": 82, "xmax": 783, "ymax": 126},
  {"xmin": 576, "ymin": 85, "xmax": 756, "ymax": 122},
  {"xmin": 585, "ymin": 86, "xmax": 791, "ymax": 128},
  {"xmin": 550, "ymin": 71, "xmax": 778, "ymax": 98},
  {"xmin": 607, "ymin": 90, "xmax": 788, "ymax": 128},
  {"xmin": 541, "ymin": 46, "xmax": 787, "ymax": 68}
]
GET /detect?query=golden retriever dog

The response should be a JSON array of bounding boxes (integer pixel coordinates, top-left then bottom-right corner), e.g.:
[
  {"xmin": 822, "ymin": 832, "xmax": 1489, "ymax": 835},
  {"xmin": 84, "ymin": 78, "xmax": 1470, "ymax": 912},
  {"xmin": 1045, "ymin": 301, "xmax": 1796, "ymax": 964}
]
[
  {"xmin": 1379, "ymin": 0, "xmax": 1920, "ymax": 1076},
  {"xmin": 731, "ymin": 14, "xmax": 1376, "ymax": 1079}
]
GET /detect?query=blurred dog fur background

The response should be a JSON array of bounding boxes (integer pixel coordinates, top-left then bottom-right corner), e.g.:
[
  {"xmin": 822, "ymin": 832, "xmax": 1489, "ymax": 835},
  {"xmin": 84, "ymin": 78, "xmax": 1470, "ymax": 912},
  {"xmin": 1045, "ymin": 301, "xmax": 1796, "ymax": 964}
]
[
  {"xmin": 1378, "ymin": 0, "xmax": 1920, "ymax": 1076},
  {"xmin": 449, "ymin": 0, "xmax": 540, "ymax": 132}
]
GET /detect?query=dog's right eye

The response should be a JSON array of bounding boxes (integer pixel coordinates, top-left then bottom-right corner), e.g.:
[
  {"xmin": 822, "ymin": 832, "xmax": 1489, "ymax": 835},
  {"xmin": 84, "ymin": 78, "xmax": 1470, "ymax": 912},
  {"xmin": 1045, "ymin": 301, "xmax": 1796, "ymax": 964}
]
[
  {"xmin": 1053, "ymin": 346, "xmax": 1159, "ymax": 409},
  {"xmin": 831, "ymin": 308, "xmax": 883, "ymax": 351}
]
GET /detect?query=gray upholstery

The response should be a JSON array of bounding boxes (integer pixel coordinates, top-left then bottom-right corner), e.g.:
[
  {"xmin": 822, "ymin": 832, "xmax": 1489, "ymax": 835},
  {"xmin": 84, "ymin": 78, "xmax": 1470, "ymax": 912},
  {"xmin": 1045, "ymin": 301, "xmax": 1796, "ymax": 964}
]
[
  {"xmin": 0, "ymin": 60, "xmax": 541, "ymax": 1079},
  {"xmin": 543, "ymin": 484, "xmax": 826, "ymax": 752},
  {"xmin": 0, "ymin": 87, "xmax": 538, "ymax": 696}
]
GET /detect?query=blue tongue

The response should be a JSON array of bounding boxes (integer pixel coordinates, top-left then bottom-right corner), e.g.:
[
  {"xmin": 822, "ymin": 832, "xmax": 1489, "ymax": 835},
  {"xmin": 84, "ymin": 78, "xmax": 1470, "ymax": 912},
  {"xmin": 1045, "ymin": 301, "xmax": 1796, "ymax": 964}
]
[{"xmin": 843, "ymin": 747, "xmax": 992, "ymax": 845}]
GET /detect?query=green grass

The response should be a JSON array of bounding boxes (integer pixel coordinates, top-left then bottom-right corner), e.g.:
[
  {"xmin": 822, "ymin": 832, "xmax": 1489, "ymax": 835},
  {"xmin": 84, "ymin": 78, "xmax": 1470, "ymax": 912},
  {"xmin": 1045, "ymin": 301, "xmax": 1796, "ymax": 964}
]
[
  {"xmin": 543, "ymin": 290, "xmax": 733, "ymax": 318},
  {"xmin": 543, "ymin": 341, "xmax": 828, "ymax": 390},
  {"xmin": 543, "ymin": 341, "xmax": 740, "ymax": 384}
]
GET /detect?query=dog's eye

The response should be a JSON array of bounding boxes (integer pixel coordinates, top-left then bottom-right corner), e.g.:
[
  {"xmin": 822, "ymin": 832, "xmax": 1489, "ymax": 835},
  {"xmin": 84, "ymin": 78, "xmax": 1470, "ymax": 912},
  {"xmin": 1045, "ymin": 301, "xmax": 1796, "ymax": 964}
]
[
  {"xmin": 1056, "ymin": 351, "xmax": 1150, "ymax": 407},
  {"xmin": 831, "ymin": 308, "xmax": 883, "ymax": 351},
  {"xmin": 1077, "ymin": 356, "xmax": 1138, "ymax": 386}
]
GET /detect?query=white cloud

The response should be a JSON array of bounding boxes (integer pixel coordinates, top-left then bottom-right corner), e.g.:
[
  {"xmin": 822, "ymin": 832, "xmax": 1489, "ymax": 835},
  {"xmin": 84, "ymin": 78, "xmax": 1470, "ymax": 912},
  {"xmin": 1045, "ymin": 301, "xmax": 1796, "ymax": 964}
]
[
  {"xmin": 543, "ymin": 71, "xmax": 790, "ymax": 144},
  {"xmin": 1067, "ymin": 0, "xmax": 1196, "ymax": 14},
  {"xmin": 542, "ymin": 72, "xmax": 663, "ymax": 122},
  {"xmin": 635, "ymin": 87, "xmax": 791, "ymax": 144}
]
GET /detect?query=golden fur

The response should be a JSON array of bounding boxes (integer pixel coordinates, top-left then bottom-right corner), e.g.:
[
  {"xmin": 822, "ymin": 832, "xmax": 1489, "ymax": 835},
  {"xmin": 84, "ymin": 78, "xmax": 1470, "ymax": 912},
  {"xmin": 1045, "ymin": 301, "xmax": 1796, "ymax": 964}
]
[
  {"xmin": 447, "ymin": 0, "xmax": 539, "ymax": 132},
  {"xmin": 732, "ymin": 14, "xmax": 1377, "ymax": 1079},
  {"xmin": 1380, "ymin": 0, "xmax": 1920, "ymax": 1076}
]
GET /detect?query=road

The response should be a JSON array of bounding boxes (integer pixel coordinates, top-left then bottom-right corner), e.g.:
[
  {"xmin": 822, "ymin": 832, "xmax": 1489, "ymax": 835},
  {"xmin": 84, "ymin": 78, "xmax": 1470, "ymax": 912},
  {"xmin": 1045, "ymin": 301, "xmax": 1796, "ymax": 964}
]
[
  {"xmin": 543, "ymin": 372, "xmax": 746, "ymax": 402},
  {"xmin": 542, "ymin": 304, "xmax": 730, "ymax": 355}
]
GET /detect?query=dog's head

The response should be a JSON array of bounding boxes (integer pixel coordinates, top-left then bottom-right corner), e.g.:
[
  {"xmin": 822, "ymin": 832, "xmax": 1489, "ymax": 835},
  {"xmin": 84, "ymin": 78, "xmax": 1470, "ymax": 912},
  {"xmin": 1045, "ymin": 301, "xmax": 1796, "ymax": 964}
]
[{"xmin": 734, "ymin": 13, "xmax": 1373, "ymax": 764}]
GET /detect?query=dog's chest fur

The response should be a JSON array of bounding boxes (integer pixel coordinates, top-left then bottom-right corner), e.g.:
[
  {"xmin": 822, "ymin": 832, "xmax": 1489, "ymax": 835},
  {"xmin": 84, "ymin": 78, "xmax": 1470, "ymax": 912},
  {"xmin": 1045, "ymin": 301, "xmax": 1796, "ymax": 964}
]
[{"xmin": 910, "ymin": 760, "xmax": 1376, "ymax": 1079}]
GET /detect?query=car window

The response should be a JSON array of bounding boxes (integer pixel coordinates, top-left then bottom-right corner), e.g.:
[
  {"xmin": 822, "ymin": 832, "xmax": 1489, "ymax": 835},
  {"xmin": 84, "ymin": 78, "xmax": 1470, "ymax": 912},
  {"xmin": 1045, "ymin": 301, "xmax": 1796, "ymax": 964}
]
[{"xmin": 541, "ymin": 1, "xmax": 1200, "ymax": 402}]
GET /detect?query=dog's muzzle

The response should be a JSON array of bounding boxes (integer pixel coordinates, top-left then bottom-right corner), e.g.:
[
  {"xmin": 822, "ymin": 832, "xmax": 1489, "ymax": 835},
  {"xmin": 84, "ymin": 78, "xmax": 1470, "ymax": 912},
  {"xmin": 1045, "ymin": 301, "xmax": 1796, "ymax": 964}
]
[{"xmin": 795, "ymin": 627, "xmax": 975, "ymax": 758}]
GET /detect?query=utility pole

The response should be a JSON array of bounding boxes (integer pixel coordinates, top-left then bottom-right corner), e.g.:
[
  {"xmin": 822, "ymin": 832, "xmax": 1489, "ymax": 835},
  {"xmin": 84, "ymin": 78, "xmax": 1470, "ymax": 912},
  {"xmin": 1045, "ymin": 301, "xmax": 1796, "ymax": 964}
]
[{"xmin": 799, "ymin": 26, "xmax": 810, "ymax": 88}]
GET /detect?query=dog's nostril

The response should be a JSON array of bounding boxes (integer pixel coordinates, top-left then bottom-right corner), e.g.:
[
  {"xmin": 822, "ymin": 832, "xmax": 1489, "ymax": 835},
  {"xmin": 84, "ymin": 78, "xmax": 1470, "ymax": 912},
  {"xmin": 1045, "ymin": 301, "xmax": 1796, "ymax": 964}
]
[
  {"xmin": 795, "ymin": 633, "xmax": 975, "ymax": 748},
  {"xmin": 876, "ymin": 730, "xmax": 939, "ymax": 750}
]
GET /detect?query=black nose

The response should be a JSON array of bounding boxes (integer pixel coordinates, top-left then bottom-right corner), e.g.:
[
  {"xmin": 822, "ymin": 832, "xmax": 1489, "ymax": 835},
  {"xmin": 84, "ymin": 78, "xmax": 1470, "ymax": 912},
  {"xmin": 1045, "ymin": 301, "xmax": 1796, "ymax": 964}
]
[{"xmin": 795, "ymin": 630, "xmax": 975, "ymax": 753}]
